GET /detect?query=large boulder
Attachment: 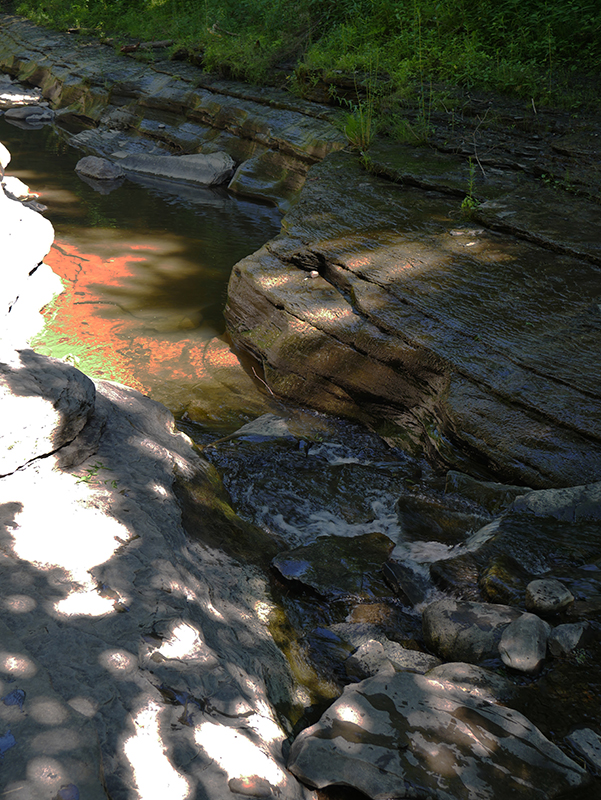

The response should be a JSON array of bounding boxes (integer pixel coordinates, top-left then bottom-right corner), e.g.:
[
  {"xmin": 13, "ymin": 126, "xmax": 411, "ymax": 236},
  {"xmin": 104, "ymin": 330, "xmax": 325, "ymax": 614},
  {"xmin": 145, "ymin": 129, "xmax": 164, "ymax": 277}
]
[{"xmin": 287, "ymin": 670, "xmax": 589, "ymax": 799}]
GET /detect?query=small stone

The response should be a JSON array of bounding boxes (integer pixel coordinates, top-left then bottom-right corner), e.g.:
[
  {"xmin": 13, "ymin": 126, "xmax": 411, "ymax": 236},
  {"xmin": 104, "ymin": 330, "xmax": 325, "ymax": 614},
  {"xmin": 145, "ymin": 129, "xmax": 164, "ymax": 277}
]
[
  {"xmin": 309, "ymin": 270, "xmax": 319, "ymax": 278},
  {"xmin": 548, "ymin": 622, "xmax": 587, "ymax": 657},
  {"xmin": 566, "ymin": 728, "xmax": 601, "ymax": 775},
  {"xmin": 526, "ymin": 579, "xmax": 574, "ymax": 614},
  {"xmin": 499, "ymin": 613, "xmax": 551, "ymax": 673}
]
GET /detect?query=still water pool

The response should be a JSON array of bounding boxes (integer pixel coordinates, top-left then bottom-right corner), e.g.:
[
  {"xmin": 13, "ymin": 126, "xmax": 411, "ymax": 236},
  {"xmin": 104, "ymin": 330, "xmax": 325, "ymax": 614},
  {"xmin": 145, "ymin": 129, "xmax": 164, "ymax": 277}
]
[{"xmin": 1, "ymin": 115, "xmax": 282, "ymax": 421}]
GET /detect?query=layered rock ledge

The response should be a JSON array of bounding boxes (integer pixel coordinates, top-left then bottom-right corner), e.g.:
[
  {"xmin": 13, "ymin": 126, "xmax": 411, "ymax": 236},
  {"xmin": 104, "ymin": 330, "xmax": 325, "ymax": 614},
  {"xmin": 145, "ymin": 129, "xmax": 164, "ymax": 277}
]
[{"xmin": 1, "ymin": 13, "xmax": 600, "ymax": 487}]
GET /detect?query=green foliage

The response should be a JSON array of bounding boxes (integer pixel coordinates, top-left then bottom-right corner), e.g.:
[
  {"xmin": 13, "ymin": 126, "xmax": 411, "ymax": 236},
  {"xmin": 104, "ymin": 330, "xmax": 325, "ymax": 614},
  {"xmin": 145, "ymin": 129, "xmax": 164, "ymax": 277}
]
[
  {"xmin": 461, "ymin": 157, "xmax": 479, "ymax": 216},
  {"xmin": 15, "ymin": 0, "xmax": 601, "ymax": 102}
]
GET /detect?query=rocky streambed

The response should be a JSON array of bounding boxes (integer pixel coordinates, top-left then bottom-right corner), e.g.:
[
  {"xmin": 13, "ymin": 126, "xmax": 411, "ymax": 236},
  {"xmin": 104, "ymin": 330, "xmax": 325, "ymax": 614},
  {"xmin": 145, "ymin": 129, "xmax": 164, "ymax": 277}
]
[{"xmin": 1, "ymin": 12, "xmax": 601, "ymax": 800}]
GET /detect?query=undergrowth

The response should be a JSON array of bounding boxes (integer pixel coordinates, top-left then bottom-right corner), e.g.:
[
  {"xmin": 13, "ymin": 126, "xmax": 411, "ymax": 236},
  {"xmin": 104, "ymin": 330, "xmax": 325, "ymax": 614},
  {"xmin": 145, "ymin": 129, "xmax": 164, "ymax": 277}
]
[{"xmin": 12, "ymin": 0, "xmax": 601, "ymax": 108}]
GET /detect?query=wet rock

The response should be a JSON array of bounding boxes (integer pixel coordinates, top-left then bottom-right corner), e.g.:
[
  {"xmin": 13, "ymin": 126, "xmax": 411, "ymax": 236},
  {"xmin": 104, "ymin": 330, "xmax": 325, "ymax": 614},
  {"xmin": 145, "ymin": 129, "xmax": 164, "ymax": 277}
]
[
  {"xmin": 382, "ymin": 559, "xmax": 433, "ymax": 606},
  {"xmin": 498, "ymin": 613, "xmax": 551, "ymax": 673},
  {"xmin": 566, "ymin": 728, "xmax": 601, "ymax": 775},
  {"xmin": 225, "ymin": 148, "xmax": 601, "ymax": 488},
  {"xmin": 509, "ymin": 482, "xmax": 601, "ymax": 522},
  {"xmin": 287, "ymin": 670, "xmax": 589, "ymax": 799},
  {"xmin": 117, "ymin": 151, "xmax": 236, "ymax": 186},
  {"xmin": 75, "ymin": 155, "xmax": 124, "ymax": 181},
  {"xmin": 548, "ymin": 622, "xmax": 587, "ymax": 657},
  {"xmin": 395, "ymin": 491, "xmax": 489, "ymax": 545},
  {"xmin": 272, "ymin": 532, "xmax": 395, "ymax": 599},
  {"xmin": 345, "ymin": 638, "xmax": 440, "ymax": 679},
  {"xmin": 429, "ymin": 552, "xmax": 482, "ymax": 600},
  {"xmin": 525, "ymin": 579, "xmax": 574, "ymax": 614},
  {"xmin": 0, "ymin": 348, "xmax": 96, "ymax": 475},
  {"xmin": 445, "ymin": 470, "xmax": 531, "ymax": 514},
  {"xmin": 422, "ymin": 597, "xmax": 521, "ymax": 663},
  {"xmin": 479, "ymin": 553, "xmax": 531, "ymax": 605},
  {"xmin": 4, "ymin": 104, "xmax": 53, "ymax": 123}
]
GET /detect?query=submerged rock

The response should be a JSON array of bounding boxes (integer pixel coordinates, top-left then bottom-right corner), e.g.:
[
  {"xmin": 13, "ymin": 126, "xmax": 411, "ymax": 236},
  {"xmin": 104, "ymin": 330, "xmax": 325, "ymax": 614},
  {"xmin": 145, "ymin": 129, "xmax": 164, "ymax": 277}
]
[{"xmin": 287, "ymin": 670, "xmax": 589, "ymax": 799}]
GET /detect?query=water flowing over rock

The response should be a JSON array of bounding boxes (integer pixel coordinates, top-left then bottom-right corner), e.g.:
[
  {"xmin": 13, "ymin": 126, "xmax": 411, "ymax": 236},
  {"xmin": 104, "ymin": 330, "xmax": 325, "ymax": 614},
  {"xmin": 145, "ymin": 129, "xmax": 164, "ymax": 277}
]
[{"xmin": 287, "ymin": 670, "xmax": 590, "ymax": 799}]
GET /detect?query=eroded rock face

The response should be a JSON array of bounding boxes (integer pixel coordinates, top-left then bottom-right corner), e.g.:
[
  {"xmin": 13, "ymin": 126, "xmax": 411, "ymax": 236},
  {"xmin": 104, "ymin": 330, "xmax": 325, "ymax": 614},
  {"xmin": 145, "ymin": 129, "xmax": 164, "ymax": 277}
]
[
  {"xmin": 225, "ymin": 149, "xmax": 601, "ymax": 488},
  {"xmin": 287, "ymin": 670, "xmax": 589, "ymax": 799}
]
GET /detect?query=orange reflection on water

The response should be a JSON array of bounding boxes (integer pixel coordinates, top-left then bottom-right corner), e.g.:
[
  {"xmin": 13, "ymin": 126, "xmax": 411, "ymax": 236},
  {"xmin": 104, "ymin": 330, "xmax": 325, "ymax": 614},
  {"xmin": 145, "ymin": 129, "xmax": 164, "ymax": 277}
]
[{"xmin": 31, "ymin": 238, "xmax": 231, "ymax": 403}]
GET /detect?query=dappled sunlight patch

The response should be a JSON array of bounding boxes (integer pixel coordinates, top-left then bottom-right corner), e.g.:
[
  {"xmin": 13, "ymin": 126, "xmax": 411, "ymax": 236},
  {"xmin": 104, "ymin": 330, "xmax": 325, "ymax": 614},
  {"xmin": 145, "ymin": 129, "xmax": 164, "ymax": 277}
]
[
  {"xmin": 54, "ymin": 587, "xmax": 117, "ymax": 617},
  {"xmin": 0, "ymin": 651, "xmax": 37, "ymax": 679},
  {"xmin": 8, "ymin": 482, "xmax": 126, "ymax": 582},
  {"xmin": 154, "ymin": 622, "xmax": 210, "ymax": 661},
  {"xmin": 335, "ymin": 702, "xmax": 365, "ymax": 727},
  {"xmin": 123, "ymin": 700, "xmax": 192, "ymax": 800},
  {"xmin": 3, "ymin": 594, "xmax": 36, "ymax": 614},
  {"xmin": 28, "ymin": 698, "xmax": 69, "ymax": 726},
  {"xmin": 25, "ymin": 756, "xmax": 69, "ymax": 794},
  {"xmin": 194, "ymin": 720, "xmax": 287, "ymax": 788},
  {"xmin": 99, "ymin": 649, "xmax": 137, "ymax": 677}
]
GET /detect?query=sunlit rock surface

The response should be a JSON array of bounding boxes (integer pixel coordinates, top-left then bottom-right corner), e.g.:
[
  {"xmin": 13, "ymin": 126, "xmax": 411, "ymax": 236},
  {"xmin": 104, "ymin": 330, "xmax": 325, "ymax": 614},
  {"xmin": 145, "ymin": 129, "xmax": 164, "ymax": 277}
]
[
  {"xmin": 0, "ymin": 378, "xmax": 314, "ymax": 800},
  {"xmin": 0, "ymin": 180, "xmax": 58, "ymax": 342},
  {"xmin": 288, "ymin": 670, "xmax": 589, "ymax": 800}
]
